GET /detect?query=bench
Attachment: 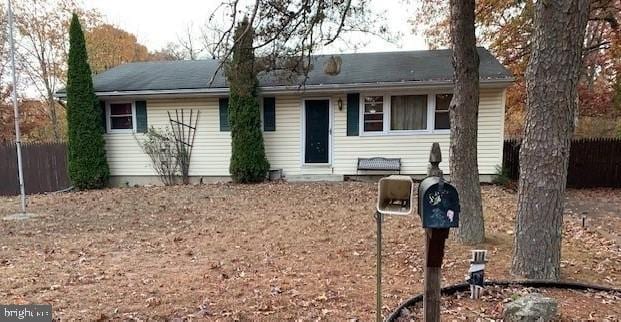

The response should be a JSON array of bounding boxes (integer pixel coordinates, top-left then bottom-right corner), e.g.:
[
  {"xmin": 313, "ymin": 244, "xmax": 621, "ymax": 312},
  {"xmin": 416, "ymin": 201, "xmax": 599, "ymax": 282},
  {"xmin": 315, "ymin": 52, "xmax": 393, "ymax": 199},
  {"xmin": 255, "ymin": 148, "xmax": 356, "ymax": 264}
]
[{"xmin": 357, "ymin": 157, "xmax": 401, "ymax": 174}]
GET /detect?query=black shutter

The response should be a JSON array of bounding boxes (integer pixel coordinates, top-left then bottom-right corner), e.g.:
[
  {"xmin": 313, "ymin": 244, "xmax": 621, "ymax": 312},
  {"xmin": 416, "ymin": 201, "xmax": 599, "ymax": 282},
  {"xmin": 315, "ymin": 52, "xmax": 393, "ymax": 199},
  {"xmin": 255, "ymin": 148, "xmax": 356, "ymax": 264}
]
[
  {"xmin": 263, "ymin": 97, "xmax": 276, "ymax": 131},
  {"xmin": 346, "ymin": 93, "xmax": 360, "ymax": 136},
  {"xmin": 99, "ymin": 100, "xmax": 107, "ymax": 133},
  {"xmin": 135, "ymin": 100, "xmax": 148, "ymax": 133},
  {"xmin": 219, "ymin": 97, "xmax": 230, "ymax": 131}
]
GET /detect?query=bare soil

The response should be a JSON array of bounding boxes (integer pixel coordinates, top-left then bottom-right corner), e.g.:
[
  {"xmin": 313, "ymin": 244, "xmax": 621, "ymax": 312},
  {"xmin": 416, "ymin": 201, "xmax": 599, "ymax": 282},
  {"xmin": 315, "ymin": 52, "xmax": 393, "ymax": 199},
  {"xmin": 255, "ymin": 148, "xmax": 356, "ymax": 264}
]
[{"xmin": 0, "ymin": 183, "xmax": 619, "ymax": 321}]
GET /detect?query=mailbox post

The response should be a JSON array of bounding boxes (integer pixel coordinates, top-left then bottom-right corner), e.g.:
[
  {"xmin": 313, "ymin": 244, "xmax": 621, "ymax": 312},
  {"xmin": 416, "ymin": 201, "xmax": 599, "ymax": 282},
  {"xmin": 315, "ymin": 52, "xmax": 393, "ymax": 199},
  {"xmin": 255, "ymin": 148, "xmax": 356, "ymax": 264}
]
[
  {"xmin": 375, "ymin": 175, "xmax": 415, "ymax": 322},
  {"xmin": 419, "ymin": 143, "xmax": 460, "ymax": 322}
]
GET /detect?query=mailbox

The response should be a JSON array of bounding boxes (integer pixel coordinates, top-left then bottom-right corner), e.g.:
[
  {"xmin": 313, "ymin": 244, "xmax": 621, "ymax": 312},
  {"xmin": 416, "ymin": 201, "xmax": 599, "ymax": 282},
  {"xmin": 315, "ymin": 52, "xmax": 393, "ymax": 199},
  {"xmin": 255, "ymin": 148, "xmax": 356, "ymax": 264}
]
[
  {"xmin": 418, "ymin": 176, "xmax": 460, "ymax": 228},
  {"xmin": 377, "ymin": 175, "xmax": 414, "ymax": 216}
]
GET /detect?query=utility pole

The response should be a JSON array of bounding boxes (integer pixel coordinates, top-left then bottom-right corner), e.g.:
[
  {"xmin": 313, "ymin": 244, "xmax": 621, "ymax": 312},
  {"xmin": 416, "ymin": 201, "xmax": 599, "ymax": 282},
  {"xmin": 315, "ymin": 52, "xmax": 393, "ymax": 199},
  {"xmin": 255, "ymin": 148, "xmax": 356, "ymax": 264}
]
[{"xmin": 7, "ymin": 0, "xmax": 27, "ymax": 213}]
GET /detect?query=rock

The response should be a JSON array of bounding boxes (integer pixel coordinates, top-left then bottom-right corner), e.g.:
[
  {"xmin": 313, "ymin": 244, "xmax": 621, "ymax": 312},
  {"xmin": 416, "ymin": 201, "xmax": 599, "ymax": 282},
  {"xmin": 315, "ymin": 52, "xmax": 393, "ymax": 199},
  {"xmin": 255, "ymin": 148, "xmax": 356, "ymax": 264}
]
[
  {"xmin": 398, "ymin": 307, "xmax": 412, "ymax": 320},
  {"xmin": 503, "ymin": 293, "xmax": 558, "ymax": 322}
]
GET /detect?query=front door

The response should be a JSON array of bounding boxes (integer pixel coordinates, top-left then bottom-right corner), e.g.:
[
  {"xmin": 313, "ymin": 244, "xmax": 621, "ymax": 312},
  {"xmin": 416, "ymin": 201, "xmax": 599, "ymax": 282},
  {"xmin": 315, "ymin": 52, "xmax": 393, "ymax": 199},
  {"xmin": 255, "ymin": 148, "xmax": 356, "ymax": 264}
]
[{"xmin": 304, "ymin": 99, "xmax": 330, "ymax": 164}]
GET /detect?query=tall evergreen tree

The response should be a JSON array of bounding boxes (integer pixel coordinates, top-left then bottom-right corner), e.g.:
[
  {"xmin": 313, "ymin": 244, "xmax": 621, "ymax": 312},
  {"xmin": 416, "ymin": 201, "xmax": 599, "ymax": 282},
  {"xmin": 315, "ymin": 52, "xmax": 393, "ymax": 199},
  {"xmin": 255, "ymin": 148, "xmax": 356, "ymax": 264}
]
[
  {"xmin": 227, "ymin": 17, "xmax": 269, "ymax": 183},
  {"xmin": 66, "ymin": 13, "xmax": 109, "ymax": 189}
]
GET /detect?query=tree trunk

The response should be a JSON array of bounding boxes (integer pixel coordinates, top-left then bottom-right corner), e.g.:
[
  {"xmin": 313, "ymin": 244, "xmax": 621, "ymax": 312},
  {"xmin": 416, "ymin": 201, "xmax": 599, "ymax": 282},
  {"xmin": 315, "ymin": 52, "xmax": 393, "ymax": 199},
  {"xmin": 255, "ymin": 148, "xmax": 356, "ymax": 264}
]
[
  {"xmin": 47, "ymin": 94, "xmax": 60, "ymax": 141},
  {"xmin": 449, "ymin": 0, "xmax": 485, "ymax": 245},
  {"xmin": 511, "ymin": 0, "xmax": 589, "ymax": 280}
]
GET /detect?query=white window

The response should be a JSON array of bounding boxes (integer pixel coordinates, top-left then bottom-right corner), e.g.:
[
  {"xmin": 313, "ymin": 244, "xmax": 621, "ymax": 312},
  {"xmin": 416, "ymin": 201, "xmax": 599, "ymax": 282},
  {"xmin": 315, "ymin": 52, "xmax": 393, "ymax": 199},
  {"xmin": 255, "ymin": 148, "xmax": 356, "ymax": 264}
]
[
  {"xmin": 434, "ymin": 94, "xmax": 452, "ymax": 130},
  {"xmin": 363, "ymin": 95, "xmax": 384, "ymax": 132},
  {"xmin": 360, "ymin": 92, "xmax": 451, "ymax": 135},
  {"xmin": 107, "ymin": 102, "xmax": 135, "ymax": 132}
]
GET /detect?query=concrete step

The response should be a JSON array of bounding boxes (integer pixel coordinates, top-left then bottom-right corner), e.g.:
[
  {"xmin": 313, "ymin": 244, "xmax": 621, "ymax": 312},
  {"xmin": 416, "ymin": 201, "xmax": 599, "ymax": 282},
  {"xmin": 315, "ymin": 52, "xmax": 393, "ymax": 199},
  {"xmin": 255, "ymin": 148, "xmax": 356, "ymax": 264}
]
[{"xmin": 286, "ymin": 174, "xmax": 344, "ymax": 182}]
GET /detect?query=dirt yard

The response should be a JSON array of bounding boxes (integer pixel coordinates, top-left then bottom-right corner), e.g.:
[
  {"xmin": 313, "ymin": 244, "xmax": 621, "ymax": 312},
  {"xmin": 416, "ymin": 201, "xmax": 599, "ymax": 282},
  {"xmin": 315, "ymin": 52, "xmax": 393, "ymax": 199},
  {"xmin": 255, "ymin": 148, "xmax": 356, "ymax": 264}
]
[{"xmin": 0, "ymin": 183, "xmax": 620, "ymax": 321}]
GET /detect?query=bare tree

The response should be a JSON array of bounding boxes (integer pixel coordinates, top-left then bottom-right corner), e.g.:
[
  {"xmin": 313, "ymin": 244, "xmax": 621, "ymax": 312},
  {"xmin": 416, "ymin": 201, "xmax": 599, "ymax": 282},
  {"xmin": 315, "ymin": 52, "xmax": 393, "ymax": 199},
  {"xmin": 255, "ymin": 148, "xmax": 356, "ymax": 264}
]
[
  {"xmin": 511, "ymin": 0, "xmax": 590, "ymax": 280},
  {"xmin": 200, "ymin": 20, "xmax": 228, "ymax": 59},
  {"xmin": 207, "ymin": 0, "xmax": 392, "ymax": 84},
  {"xmin": 0, "ymin": 4, "xmax": 10, "ymax": 138},
  {"xmin": 448, "ymin": 0, "xmax": 485, "ymax": 244},
  {"xmin": 0, "ymin": 4, "xmax": 8, "ymax": 83},
  {"xmin": 12, "ymin": 0, "xmax": 100, "ymax": 141},
  {"xmin": 152, "ymin": 42, "xmax": 189, "ymax": 61},
  {"xmin": 175, "ymin": 23, "xmax": 204, "ymax": 60}
]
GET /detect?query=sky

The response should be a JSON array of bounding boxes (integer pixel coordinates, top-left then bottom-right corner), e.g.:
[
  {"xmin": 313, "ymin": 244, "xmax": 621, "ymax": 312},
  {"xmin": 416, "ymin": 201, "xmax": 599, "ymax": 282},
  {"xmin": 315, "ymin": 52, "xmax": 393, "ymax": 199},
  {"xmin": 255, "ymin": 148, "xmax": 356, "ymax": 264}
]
[{"xmin": 84, "ymin": 0, "xmax": 429, "ymax": 54}]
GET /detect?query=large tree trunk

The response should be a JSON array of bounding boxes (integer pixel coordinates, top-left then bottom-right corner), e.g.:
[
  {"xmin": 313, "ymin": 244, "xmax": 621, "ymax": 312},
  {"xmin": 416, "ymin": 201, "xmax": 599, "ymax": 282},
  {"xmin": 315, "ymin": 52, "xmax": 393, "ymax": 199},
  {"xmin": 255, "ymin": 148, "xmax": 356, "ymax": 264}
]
[
  {"xmin": 511, "ymin": 0, "xmax": 589, "ymax": 280},
  {"xmin": 449, "ymin": 0, "xmax": 485, "ymax": 245}
]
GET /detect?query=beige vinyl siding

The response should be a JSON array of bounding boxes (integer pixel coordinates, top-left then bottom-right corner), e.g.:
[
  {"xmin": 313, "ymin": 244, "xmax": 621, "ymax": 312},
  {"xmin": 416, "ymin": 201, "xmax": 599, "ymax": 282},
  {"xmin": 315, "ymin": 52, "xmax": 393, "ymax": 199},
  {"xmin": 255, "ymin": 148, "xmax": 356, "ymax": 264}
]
[
  {"xmin": 104, "ymin": 134, "xmax": 151, "ymax": 175},
  {"xmin": 148, "ymin": 98, "xmax": 231, "ymax": 176},
  {"xmin": 105, "ymin": 97, "xmax": 231, "ymax": 177},
  {"xmin": 262, "ymin": 96, "xmax": 302, "ymax": 176},
  {"xmin": 103, "ymin": 88, "xmax": 505, "ymax": 178},
  {"xmin": 331, "ymin": 89, "xmax": 505, "ymax": 175}
]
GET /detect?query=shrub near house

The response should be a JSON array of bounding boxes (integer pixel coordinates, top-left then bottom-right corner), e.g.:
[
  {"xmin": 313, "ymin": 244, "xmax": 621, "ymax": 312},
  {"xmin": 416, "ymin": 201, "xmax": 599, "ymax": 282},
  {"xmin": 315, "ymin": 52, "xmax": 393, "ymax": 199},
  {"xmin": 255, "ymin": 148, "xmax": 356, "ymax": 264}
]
[{"xmin": 66, "ymin": 14, "xmax": 109, "ymax": 189}]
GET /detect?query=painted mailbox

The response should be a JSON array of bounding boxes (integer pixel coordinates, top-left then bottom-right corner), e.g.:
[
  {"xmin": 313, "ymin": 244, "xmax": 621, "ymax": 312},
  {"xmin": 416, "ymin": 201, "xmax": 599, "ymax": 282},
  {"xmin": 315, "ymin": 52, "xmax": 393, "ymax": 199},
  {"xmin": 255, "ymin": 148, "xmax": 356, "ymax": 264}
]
[{"xmin": 417, "ymin": 176, "xmax": 460, "ymax": 228}]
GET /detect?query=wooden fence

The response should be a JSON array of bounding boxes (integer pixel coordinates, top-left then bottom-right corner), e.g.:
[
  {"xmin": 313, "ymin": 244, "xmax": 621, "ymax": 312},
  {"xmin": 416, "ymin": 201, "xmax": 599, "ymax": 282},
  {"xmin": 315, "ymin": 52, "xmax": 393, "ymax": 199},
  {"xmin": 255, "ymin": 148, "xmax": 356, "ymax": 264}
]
[
  {"xmin": 503, "ymin": 138, "xmax": 621, "ymax": 188},
  {"xmin": 0, "ymin": 142, "xmax": 71, "ymax": 196}
]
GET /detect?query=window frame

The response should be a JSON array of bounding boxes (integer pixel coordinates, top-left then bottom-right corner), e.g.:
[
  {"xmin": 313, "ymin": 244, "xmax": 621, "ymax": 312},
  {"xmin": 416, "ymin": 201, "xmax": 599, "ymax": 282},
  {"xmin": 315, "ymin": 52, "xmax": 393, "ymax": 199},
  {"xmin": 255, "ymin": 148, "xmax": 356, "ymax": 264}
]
[
  {"xmin": 106, "ymin": 101, "xmax": 136, "ymax": 133},
  {"xmin": 361, "ymin": 95, "xmax": 385, "ymax": 133},
  {"xmin": 359, "ymin": 92, "xmax": 442, "ymax": 136},
  {"xmin": 259, "ymin": 96, "xmax": 277, "ymax": 132},
  {"xmin": 433, "ymin": 93, "xmax": 452, "ymax": 132}
]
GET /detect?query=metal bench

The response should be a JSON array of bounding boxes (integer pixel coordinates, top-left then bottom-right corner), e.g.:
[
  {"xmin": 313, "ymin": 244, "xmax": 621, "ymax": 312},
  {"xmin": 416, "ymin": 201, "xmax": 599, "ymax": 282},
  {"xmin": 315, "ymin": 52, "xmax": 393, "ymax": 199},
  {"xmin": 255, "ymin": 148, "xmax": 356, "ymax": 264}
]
[{"xmin": 357, "ymin": 157, "xmax": 401, "ymax": 174}]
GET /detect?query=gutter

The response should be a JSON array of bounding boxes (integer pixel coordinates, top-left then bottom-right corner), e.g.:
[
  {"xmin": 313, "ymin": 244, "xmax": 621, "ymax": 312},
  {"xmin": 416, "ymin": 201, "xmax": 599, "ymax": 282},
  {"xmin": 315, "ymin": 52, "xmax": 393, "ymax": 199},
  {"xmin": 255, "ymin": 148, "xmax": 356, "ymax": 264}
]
[{"xmin": 55, "ymin": 78, "xmax": 515, "ymax": 99}]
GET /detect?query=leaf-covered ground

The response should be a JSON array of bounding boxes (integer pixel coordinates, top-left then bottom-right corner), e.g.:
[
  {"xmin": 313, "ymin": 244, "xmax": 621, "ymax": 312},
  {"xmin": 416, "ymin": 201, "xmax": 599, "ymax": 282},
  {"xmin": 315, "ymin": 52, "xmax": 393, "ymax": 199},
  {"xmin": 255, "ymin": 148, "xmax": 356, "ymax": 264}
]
[{"xmin": 0, "ymin": 183, "xmax": 619, "ymax": 320}]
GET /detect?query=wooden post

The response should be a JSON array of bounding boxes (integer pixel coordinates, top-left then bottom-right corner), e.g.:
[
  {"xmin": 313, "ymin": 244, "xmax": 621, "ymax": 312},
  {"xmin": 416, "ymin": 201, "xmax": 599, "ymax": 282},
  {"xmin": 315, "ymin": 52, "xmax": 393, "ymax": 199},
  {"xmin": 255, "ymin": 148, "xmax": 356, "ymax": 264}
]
[
  {"xmin": 376, "ymin": 211, "xmax": 383, "ymax": 322},
  {"xmin": 423, "ymin": 142, "xmax": 448, "ymax": 322}
]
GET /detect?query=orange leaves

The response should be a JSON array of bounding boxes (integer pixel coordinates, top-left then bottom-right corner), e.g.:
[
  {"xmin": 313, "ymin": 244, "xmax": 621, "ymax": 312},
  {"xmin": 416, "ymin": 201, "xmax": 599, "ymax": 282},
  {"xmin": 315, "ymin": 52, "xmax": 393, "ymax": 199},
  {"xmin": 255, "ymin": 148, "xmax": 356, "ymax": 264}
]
[
  {"xmin": 414, "ymin": 0, "xmax": 621, "ymax": 137},
  {"xmin": 85, "ymin": 24, "xmax": 150, "ymax": 74}
]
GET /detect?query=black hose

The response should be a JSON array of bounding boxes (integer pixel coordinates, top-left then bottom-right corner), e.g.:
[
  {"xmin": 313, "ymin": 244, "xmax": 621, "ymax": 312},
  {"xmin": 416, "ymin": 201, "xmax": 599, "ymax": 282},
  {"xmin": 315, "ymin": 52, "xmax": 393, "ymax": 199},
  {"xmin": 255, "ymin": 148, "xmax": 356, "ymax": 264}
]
[{"xmin": 385, "ymin": 280, "xmax": 621, "ymax": 322}]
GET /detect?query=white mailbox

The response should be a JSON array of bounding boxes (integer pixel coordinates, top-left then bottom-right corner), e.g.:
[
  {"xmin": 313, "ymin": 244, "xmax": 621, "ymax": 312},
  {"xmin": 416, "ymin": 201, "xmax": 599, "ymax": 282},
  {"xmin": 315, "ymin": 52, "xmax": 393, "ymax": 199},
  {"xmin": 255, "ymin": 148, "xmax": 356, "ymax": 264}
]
[{"xmin": 376, "ymin": 175, "xmax": 415, "ymax": 216}]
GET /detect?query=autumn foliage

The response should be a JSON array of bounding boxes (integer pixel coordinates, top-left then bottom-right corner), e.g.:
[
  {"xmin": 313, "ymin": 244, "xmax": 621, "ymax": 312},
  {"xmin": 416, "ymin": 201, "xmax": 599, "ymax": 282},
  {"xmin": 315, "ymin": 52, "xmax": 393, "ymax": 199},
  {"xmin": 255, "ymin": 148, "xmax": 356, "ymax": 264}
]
[
  {"xmin": 85, "ymin": 24, "xmax": 151, "ymax": 74},
  {"xmin": 0, "ymin": 1, "xmax": 175, "ymax": 143},
  {"xmin": 0, "ymin": 91, "xmax": 50, "ymax": 142},
  {"xmin": 415, "ymin": 0, "xmax": 621, "ymax": 137}
]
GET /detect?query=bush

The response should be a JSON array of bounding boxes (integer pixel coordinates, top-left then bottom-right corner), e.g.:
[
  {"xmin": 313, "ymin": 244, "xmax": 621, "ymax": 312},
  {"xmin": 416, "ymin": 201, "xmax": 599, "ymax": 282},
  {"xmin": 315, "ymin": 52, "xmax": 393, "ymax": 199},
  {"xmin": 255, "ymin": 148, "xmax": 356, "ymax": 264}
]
[
  {"xmin": 66, "ymin": 14, "xmax": 109, "ymax": 189},
  {"xmin": 141, "ymin": 127, "xmax": 178, "ymax": 186},
  {"xmin": 492, "ymin": 165, "xmax": 513, "ymax": 187}
]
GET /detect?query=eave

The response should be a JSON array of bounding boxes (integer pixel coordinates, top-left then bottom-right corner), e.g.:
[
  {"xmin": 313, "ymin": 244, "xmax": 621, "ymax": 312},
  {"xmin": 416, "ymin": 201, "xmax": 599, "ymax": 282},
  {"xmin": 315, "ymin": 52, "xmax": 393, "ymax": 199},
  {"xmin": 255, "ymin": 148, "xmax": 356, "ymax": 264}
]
[{"xmin": 55, "ymin": 78, "xmax": 514, "ymax": 100}]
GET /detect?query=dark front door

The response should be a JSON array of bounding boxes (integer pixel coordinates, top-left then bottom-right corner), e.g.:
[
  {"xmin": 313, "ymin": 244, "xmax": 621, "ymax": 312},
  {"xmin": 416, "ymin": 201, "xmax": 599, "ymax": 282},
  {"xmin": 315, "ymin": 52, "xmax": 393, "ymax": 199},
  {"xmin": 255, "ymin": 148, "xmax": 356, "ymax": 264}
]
[{"xmin": 305, "ymin": 99, "xmax": 330, "ymax": 163}]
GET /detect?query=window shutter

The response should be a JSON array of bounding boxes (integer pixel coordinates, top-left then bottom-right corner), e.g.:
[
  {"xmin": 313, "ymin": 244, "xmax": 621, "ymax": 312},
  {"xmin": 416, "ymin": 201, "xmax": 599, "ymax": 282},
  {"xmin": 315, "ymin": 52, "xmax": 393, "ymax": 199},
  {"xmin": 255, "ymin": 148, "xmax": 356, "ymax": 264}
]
[
  {"xmin": 346, "ymin": 93, "xmax": 360, "ymax": 136},
  {"xmin": 219, "ymin": 97, "xmax": 230, "ymax": 131},
  {"xmin": 99, "ymin": 100, "xmax": 107, "ymax": 133},
  {"xmin": 135, "ymin": 100, "xmax": 148, "ymax": 133},
  {"xmin": 263, "ymin": 97, "xmax": 276, "ymax": 131}
]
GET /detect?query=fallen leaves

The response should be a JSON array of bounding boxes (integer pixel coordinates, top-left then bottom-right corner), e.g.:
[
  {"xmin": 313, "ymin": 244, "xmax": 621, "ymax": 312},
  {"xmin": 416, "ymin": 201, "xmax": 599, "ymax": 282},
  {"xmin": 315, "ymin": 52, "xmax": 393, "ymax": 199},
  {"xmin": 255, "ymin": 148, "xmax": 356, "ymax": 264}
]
[{"xmin": 0, "ymin": 183, "xmax": 618, "ymax": 320}]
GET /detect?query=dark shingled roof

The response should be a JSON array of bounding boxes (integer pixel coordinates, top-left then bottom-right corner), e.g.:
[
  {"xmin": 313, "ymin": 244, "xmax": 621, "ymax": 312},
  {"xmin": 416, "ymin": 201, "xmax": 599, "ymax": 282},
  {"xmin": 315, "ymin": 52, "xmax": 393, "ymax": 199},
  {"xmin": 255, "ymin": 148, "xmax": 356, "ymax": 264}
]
[{"xmin": 67, "ymin": 48, "xmax": 512, "ymax": 94}]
